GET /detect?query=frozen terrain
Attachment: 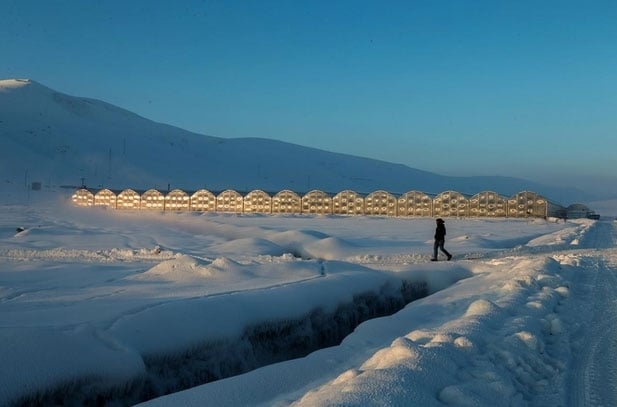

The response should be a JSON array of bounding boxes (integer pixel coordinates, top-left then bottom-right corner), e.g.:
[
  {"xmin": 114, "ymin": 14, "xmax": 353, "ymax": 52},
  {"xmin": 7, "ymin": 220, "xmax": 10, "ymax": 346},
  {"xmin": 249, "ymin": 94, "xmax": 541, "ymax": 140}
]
[{"xmin": 1, "ymin": 190, "xmax": 616, "ymax": 406}]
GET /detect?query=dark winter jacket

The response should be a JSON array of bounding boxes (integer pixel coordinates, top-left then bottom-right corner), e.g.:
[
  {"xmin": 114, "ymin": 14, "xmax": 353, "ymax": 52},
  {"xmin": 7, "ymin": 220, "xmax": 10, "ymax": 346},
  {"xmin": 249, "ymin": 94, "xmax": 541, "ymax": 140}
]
[{"xmin": 434, "ymin": 222, "xmax": 446, "ymax": 240}]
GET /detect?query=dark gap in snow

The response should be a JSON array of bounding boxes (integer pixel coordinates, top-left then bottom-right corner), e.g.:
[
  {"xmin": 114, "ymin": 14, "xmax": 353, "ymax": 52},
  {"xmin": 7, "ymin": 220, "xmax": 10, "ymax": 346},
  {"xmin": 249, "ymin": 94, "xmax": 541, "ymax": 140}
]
[{"xmin": 13, "ymin": 280, "xmax": 428, "ymax": 407}]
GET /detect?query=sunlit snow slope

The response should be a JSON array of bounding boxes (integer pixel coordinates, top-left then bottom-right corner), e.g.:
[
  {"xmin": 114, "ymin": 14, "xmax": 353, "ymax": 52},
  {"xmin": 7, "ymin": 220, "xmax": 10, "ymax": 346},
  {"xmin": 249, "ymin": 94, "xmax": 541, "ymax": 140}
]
[{"xmin": 0, "ymin": 79, "xmax": 588, "ymax": 203}]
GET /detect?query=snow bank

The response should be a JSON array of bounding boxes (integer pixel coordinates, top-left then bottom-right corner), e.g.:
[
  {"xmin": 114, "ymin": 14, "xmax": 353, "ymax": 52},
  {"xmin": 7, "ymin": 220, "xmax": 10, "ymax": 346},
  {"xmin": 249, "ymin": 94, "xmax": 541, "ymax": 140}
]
[{"xmin": 1, "ymin": 203, "xmax": 599, "ymax": 406}]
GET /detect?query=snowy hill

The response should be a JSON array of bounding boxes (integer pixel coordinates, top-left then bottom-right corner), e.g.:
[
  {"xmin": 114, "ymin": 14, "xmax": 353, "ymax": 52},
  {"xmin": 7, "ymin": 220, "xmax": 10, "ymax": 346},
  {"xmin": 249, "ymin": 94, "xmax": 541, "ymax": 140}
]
[{"xmin": 0, "ymin": 79, "xmax": 589, "ymax": 204}]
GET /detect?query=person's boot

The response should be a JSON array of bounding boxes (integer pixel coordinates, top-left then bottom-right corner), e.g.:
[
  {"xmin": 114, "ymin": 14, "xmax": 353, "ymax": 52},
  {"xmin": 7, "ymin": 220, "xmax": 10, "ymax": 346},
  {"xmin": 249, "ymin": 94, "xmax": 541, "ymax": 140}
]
[
  {"xmin": 447, "ymin": 254, "xmax": 452, "ymax": 261},
  {"xmin": 431, "ymin": 258, "xmax": 438, "ymax": 261}
]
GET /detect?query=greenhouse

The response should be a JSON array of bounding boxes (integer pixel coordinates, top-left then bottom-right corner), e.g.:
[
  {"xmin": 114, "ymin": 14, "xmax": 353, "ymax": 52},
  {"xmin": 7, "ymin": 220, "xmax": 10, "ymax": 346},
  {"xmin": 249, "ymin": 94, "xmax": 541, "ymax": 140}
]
[
  {"xmin": 332, "ymin": 190, "xmax": 364, "ymax": 215},
  {"xmin": 272, "ymin": 190, "xmax": 302, "ymax": 214},
  {"xmin": 244, "ymin": 190, "xmax": 272, "ymax": 214},
  {"xmin": 165, "ymin": 189, "xmax": 190, "ymax": 211},
  {"xmin": 397, "ymin": 191, "xmax": 432, "ymax": 217},
  {"xmin": 116, "ymin": 189, "xmax": 140, "ymax": 210},
  {"xmin": 216, "ymin": 190, "xmax": 243, "ymax": 213},
  {"xmin": 72, "ymin": 188, "xmax": 94, "ymax": 207},
  {"xmin": 507, "ymin": 191, "xmax": 547, "ymax": 218},
  {"xmin": 71, "ymin": 187, "xmax": 564, "ymax": 219},
  {"xmin": 469, "ymin": 191, "xmax": 507, "ymax": 217},
  {"xmin": 301, "ymin": 190, "xmax": 332, "ymax": 214},
  {"xmin": 94, "ymin": 189, "xmax": 116, "ymax": 208},
  {"xmin": 190, "ymin": 189, "xmax": 216, "ymax": 212},
  {"xmin": 140, "ymin": 189, "xmax": 165, "ymax": 210},
  {"xmin": 433, "ymin": 191, "xmax": 469, "ymax": 218},
  {"xmin": 365, "ymin": 190, "xmax": 397, "ymax": 216}
]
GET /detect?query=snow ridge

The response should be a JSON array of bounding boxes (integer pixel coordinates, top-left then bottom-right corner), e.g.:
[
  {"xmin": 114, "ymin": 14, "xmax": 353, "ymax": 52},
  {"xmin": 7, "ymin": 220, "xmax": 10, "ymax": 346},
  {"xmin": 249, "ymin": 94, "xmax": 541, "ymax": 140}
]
[{"xmin": 12, "ymin": 280, "xmax": 429, "ymax": 406}]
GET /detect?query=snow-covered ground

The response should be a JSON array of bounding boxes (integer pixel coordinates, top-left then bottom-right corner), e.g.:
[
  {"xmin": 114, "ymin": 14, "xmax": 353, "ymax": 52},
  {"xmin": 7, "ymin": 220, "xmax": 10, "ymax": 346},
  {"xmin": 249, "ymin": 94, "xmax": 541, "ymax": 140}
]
[{"xmin": 1, "ymin": 190, "xmax": 616, "ymax": 406}]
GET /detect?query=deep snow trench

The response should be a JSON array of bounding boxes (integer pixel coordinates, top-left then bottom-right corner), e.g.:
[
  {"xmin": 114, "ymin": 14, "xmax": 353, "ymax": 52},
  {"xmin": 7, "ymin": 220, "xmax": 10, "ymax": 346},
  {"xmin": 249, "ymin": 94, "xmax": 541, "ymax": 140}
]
[{"xmin": 15, "ymin": 280, "xmax": 429, "ymax": 406}]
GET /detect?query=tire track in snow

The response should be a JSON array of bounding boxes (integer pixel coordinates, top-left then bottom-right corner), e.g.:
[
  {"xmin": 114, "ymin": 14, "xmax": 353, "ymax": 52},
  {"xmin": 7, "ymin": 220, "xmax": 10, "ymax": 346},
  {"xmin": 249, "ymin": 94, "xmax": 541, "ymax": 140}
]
[
  {"xmin": 570, "ymin": 254, "xmax": 617, "ymax": 407},
  {"xmin": 567, "ymin": 221, "xmax": 617, "ymax": 406}
]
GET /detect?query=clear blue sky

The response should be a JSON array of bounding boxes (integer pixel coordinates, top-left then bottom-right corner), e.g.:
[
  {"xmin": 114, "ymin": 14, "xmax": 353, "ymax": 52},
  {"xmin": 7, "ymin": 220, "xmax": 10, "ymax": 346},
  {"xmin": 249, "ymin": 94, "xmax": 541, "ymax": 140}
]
[{"xmin": 2, "ymin": 0, "xmax": 616, "ymax": 184}]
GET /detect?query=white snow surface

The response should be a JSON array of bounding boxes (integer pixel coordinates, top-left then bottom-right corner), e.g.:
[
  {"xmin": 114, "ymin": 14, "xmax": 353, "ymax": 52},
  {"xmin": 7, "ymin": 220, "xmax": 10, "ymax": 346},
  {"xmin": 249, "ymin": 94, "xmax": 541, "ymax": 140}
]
[{"xmin": 2, "ymin": 189, "xmax": 617, "ymax": 406}]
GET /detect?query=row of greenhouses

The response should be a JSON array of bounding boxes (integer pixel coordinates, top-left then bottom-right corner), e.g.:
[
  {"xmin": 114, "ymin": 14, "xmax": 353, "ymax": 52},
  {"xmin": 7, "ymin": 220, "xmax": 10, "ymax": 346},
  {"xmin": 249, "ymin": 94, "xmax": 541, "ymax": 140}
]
[{"xmin": 72, "ymin": 188, "xmax": 564, "ymax": 218}]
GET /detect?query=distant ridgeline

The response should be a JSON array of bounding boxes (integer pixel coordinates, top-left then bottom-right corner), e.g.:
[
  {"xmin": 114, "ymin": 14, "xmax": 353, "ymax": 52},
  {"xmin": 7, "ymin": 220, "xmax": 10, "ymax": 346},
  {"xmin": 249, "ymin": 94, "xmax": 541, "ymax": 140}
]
[{"xmin": 71, "ymin": 188, "xmax": 596, "ymax": 219}]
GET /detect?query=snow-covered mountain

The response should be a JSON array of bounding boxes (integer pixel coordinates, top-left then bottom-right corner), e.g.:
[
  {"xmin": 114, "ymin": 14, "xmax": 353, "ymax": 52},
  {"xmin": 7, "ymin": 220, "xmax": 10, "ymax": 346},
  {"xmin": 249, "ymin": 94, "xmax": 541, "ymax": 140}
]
[{"xmin": 0, "ymin": 79, "xmax": 590, "ymax": 204}]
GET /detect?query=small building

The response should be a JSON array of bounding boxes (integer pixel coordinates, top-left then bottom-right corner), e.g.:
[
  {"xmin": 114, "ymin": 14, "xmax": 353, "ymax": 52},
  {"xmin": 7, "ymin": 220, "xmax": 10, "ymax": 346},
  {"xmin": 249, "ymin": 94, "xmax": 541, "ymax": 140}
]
[{"xmin": 566, "ymin": 203, "xmax": 597, "ymax": 219}]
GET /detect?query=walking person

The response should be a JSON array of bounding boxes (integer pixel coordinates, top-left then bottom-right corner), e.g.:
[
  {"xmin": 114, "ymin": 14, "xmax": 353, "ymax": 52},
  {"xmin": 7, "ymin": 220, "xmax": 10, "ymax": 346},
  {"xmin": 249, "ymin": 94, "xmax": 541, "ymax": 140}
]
[{"xmin": 431, "ymin": 218, "xmax": 452, "ymax": 261}]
